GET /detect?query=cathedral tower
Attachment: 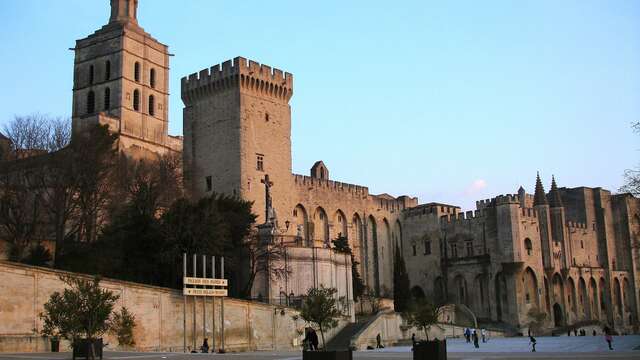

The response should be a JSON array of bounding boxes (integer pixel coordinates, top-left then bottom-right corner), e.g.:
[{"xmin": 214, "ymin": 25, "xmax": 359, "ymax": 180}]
[
  {"xmin": 72, "ymin": 0, "xmax": 180, "ymax": 156},
  {"xmin": 182, "ymin": 57, "xmax": 294, "ymax": 223}
]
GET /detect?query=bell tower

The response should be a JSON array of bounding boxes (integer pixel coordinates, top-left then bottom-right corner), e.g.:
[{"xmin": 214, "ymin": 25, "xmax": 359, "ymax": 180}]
[{"xmin": 71, "ymin": 0, "xmax": 181, "ymax": 156}]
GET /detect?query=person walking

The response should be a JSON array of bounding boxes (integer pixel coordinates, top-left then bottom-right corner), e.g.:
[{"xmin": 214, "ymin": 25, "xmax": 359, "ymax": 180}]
[
  {"xmin": 201, "ymin": 338, "xmax": 209, "ymax": 353},
  {"xmin": 481, "ymin": 328, "xmax": 487, "ymax": 343},
  {"xmin": 376, "ymin": 333, "xmax": 384, "ymax": 349},
  {"xmin": 574, "ymin": 328, "xmax": 578, "ymax": 337},
  {"xmin": 411, "ymin": 333, "xmax": 417, "ymax": 349},
  {"xmin": 604, "ymin": 327, "xmax": 613, "ymax": 351},
  {"xmin": 529, "ymin": 335, "xmax": 537, "ymax": 352},
  {"xmin": 464, "ymin": 328, "xmax": 471, "ymax": 343},
  {"xmin": 473, "ymin": 330, "xmax": 480, "ymax": 349}
]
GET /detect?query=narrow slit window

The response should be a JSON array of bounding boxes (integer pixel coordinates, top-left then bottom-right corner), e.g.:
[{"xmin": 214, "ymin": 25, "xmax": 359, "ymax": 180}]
[
  {"xmin": 89, "ymin": 65, "xmax": 94, "ymax": 84},
  {"xmin": 104, "ymin": 88, "xmax": 110, "ymax": 110},
  {"xmin": 134, "ymin": 62, "xmax": 141, "ymax": 82},
  {"xmin": 133, "ymin": 89, "xmax": 140, "ymax": 111},
  {"xmin": 150, "ymin": 68, "xmax": 156, "ymax": 88},
  {"xmin": 86, "ymin": 90, "xmax": 95, "ymax": 114},
  {"xmin": 148, "ymin": 95, "xmax": 155, "ymax": 116},
  {"xmin": 105, "ymin": 61, "xmax": 111, "ymax": 80}
]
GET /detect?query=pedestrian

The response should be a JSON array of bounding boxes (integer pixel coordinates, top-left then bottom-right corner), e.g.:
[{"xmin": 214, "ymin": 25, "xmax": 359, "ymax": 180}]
[
  {"xmin": 481, "ymin": 328, "xmax": 487, "ymax": 343},
  {"xmin": 412, "ymin": 333, "xmax": 417, "ymax": 349},
  {"xmin": 567, "ymin": 329, "xmax": 571, "ymax": 336},
  {"xmin": 465, "ymin": 328, "xmax": 471, "ymax": 343},
  {"xmin": 376, "ymin": 333, "xmax": 384, "ymax": 349},
  {"xmin": 604, "ymin": 327, "xmax": 613, "ymax": 351},
  {"xmin": 593, "ymin": 330, "xmax": 597, "ymax": 336},
  {"xmin": 200, "ymin": 338, "xmax": 209, "ymax": 353},
  {"xmin": 574, "ymin": 328, "xmax": 578, "ymax": 337},
  {"xmin": 473, "ymin": 331, "xmax": 480, "ymax": 349},
  {"xmin": 310, "ymin": 328, "xmax": 319, "ymax": 351},
  {"xmin": 529, "ymin": 335, "xmax": 537, "ymax": 352}
]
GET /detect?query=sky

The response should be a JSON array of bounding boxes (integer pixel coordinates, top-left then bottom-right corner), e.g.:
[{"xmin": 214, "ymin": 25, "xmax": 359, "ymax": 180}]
[{"xmin": 0, "ymin": 0, "xmax": 638, "ymax": 210}]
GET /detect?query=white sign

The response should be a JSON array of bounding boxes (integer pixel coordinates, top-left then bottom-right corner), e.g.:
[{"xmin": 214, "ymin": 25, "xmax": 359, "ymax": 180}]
[
  {"xmin": 184, "ymin": 277, "xmax": 228, "ymax": 286},
  {"xmin": 183, "ymin": 288, "xmax": 228, "ymax": 297}
]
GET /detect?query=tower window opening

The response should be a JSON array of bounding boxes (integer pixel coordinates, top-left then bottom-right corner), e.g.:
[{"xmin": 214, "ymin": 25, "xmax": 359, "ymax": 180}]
[
  {"xmin": 412, "ymin": 244, "xmax": 417, "ymax": 256},
  {"xmin": 150, "ymin": 68, "xmax": 156, "ymax": 88},
  {"xmin": 134, "ymin": 62, "xmax": 141, "ymax": 82},
  {"xmin": 86, "ymin": 91, "xmax": 95, "ymax": 114},
  {"xmin": 89, "ymin": 65, "xmax": 94, "ymax": 84},
  {"xmin": 104, "ymin": 88, "xmax": 111, "ymax": 110},
  {"xmin": 265, "ymin": 113, "xmax": 270, "ymax": 122},
  {"xmin": 133, "ymin": 89, "xmax": 140, "ymax": 111},
  {"xmin": 466, "ymin": 241, "xmax": 473, "ymax": 257},
  {"xmin": 424, "ymin": 240, "xmax": 431, "ymax": 255},
  {"xmin": 148, "ymin": 95, "xmax": 155, "ymax": 116},
  {"xmin": 105, "ymin": 60, "xmax": 111, "ymax": 80},
  {"xmin": 525, "ymin": 238, "xmax": 533, "ymax": 256},
  {"xmin": 256, "ymin": 154, "xmax": 264, "ymax": 171}
]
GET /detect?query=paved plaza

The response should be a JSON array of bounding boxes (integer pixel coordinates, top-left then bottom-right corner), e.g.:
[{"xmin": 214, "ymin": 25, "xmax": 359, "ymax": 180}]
[{"xmin": 1, "ymin": 337, "xmax": 640, "ymax": 360}]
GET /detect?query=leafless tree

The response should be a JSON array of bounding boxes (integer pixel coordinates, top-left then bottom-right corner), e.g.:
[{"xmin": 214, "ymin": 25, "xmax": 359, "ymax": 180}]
[
  {"xmin": 239, "ymin": 231, "xmax": 290, "ymax": 299},
  {"xmin": 620, "ymin": 122, "xmax": 640, "ymax": 196}
]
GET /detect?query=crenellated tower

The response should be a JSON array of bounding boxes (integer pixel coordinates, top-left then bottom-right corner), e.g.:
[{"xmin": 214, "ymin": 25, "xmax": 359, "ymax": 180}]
[
  {"xmin": 534, "ymin": 173, "xmax": 554, "ymax": 269},
  {"xmin": 181, "ymin": 57, "xmax": 294, "ymax": 223},
  {"xmin": 548, "ymin": 176, "xmax": 570, "ymax": 269},
  {"xmin": 71, "ymin": 0, "xmax": 180, "ymax": 156}
]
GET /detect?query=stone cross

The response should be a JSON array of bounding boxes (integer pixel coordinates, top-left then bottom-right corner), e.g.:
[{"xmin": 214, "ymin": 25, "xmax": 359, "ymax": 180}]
[{"xmin": 261, "ymin": 174, "xmax": 274, "ymax": 224}]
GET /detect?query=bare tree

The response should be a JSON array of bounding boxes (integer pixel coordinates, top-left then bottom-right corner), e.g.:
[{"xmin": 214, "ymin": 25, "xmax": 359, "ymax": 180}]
[
  {"xmin": 620, "ymin": 122, "xmax": 640, "ymax": 196},
  {"xmin": 239, "ymin": 232, "xmax": 290, "ymax": 299}
]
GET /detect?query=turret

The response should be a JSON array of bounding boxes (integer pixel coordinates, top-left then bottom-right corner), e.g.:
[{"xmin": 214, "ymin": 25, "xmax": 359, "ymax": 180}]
[
  {"xmin": 533, "ymin": 172, "xmax": 553, "ymax": 269},
  {"xmin": 548, "ymin": 176, "xmax": 570, "ymax": 269},
  {"xmin": 548, "ymin": 175, "xmax": 563, "ymax": 208}
]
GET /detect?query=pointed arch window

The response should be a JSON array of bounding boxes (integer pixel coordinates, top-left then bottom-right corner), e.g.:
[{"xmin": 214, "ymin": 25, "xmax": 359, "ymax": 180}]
[
  {"xmin": 134, "ymin": 62, "xmax": 141, "ymax": 82},
  {"xmin": 148, "ymin": 95, "xmax": 155, "ymax": 116},
  {"xmin": 133, "ymin": 89, "xmax": 140, "ymax": 111},
  {"xmin": 104, "ymin": 88, "xmax": 111, "ymax": 110},
  {"xmin": 150, "ymin": 68, "xmax": 156, "ymax": 88},
  {"xmin": 105, "ymin": 60, "xmax": 111, "ymax": 80},
  {"xmin": 87, "ymin": 90, "xmax": 95, "ymax": 114}
]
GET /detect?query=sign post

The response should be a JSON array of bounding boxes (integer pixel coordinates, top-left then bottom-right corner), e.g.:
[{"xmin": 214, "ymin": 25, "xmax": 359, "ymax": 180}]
[{"xmin": 183, "ymin": 254, "xmax": 228, "ymax": 354}]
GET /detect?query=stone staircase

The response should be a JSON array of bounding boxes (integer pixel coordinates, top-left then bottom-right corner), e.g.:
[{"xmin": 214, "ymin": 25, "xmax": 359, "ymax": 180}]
[{"xmin": 325, "ymin": 316, "xmax": 373, "ymax": 350}]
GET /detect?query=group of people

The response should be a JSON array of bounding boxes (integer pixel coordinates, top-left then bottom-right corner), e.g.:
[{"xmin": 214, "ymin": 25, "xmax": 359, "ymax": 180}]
[{"xmin": 463, "ymin": 327, "xmax": 487, "ymax": 348}]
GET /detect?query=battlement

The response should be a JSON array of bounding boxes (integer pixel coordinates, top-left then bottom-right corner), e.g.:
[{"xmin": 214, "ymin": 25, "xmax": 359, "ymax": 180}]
[
  {"xmin": 495, "ymin": 194, "xmax": 520, "ymax": 205},
  {"xmin": 181, "ymin": 56, "xmax": 293, "ymax": 103},
  {"xmin": 292, "ymin": 174, "xmax": 369, "ymax": 196},
  {"xmin": 439, "ymin": 210, "xmax": 485, "ymax": 224}
]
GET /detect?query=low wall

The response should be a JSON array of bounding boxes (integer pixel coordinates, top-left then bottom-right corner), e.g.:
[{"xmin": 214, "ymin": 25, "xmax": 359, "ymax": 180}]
[
  {"xmin": 351, "ymin": 311, "xmax": 504, "ymax": 350},
  {"xmin": 0, "ymin": 261, "xmax": 348, "ymax": 353}
]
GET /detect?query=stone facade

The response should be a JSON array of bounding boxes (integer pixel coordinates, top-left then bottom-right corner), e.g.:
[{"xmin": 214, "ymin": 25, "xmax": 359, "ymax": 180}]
[{"xmin": 402, "ymin": 176, "xmax": 640, "ymax": 333}]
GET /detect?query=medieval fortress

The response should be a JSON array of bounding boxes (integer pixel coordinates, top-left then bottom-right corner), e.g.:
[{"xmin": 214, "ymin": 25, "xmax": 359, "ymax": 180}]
[{"xmin": 16, "ymin": 0, "xmax": 640, "ymax": 333}]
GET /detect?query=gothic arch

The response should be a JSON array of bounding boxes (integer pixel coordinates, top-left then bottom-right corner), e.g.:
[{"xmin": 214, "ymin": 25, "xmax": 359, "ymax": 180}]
[
  {"xmin": 473, "ymin": 274, "xmax": 489, "ymax": 317},
  {"xmin": 453, "ymin": 274, "xmax": 468, "ymax": 306},
  {"xmin": 495, "ymin": 272, "xmax": 507, "ymax": 321},
  {"xmin": 523, "ymin": 267, "xmax": 539, "ymax": 308},
  {"xmin": 367, "ymin": 215, "xmax": 380, "ymax": 295},
  {"xmin": 293, "ymin": 204, "xmax": 309, "ymax": 247},
  {"xmin": 615, "ymin": 277, "xmax": 623, "ymax": 318},
  {"xmin": 352, "ymin": 213, "xmax": 365, "ymax": 283},
  {"xmin": 544, "ymin": 276, "xmax": 551, "ymax": 313},
  {"xmin": 599, "ymin": 277, "xmax": 608, "ymax": 315},
  {"xmin": 381, "ymin": 218, "xmax": 392, "ymax": 292},
  {"xmin": 579, "ymin": 277, "xmax": 590, "ymax": 320},
  {"xmin": 313, "ymin": 207, "xmax": 329, "ymax": 247},
  {"xmin": 567, "ymin": 277, "xmax": 578, "ymax": 319},
  {"xmin": 590, "ymin": 277, "xmax": 599, "ymax": 319},
  {"xmin": 334, "ymin": 209, "xmax": 348, "ymax": 241},
  {"xmin": 624, "ymin": 277, "xmax": 636, "ymax": 324},
  {"xmin": 393, "ymin": 219, "xmax": 403, "ymax": 252}
]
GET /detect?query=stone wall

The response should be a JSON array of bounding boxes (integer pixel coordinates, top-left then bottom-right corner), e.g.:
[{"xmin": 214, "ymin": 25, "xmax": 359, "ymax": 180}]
[{"xmin": 0, "ymin": 261, "xmax": 348, "ymax": 353}]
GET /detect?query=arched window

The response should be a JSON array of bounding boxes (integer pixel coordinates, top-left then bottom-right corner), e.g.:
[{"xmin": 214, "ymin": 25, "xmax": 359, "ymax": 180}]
[
  {"xmin": 150, "ymin": 68, "xmax": 156, "ymax": 88},
  {"xmin": 105, "ymin": 61, "xmax": 111, "ymax": 80},
  {"xmin": 148, "ymin": 95, "xmax": 155, "ymax": 116},
  {"xmin": 103, "ymin": 88, "xmax": 110, "ymax": 110},
  {"xmin": 86, "ymin": 91, "xmax": 95, "ymax": 114},
  {"xmin": 134, "ymin": 62, "xmax": 140, "ymax": 82},
  {"xmin": 525, "ymin": 238, "xmax": 533, "ymax": 256},
  {"xmin": 133, "ymin": 89, "xmax": 140, "ymax": 111},
  {"xmin": 89, "ymin": 65, "xmax": 94, "ymax": 84}
]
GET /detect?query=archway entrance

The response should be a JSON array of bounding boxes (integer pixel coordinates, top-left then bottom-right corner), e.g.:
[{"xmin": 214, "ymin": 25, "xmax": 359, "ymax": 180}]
[{"xmin": 553, "ymin": 303, "xmax": 564, "ymax": 327}]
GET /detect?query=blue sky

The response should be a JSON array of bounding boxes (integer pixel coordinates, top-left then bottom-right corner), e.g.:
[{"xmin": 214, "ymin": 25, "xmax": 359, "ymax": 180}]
[{"xmin": 0, "ymin": 1, "xmax": 638, "ymax": 209}]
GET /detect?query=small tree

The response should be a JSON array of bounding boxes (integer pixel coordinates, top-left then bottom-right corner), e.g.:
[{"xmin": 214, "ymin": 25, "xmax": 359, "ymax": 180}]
[
  {"xmin": 403, "ymin": 298, "xmax": 443, "ymax": 341},
  {"xmin": 393, "ymin": 244, "xmax": 411, "ymax": 312},
  {"xmin": 40, "ymin": 275, "xmax": 119, "ymax": 359},
  {"xmin": 110, "ymin": 307, "xmax": 136, "ymax": 347},
  {"xmin": 299, "ymin": 286, "xmax": 341, "ymax": 350}
]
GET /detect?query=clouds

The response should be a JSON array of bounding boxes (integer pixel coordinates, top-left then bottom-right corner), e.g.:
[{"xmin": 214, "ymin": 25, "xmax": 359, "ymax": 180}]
[{"xmin": 465, "ymin": 179, "xmax": 488, "ymax": 195}]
